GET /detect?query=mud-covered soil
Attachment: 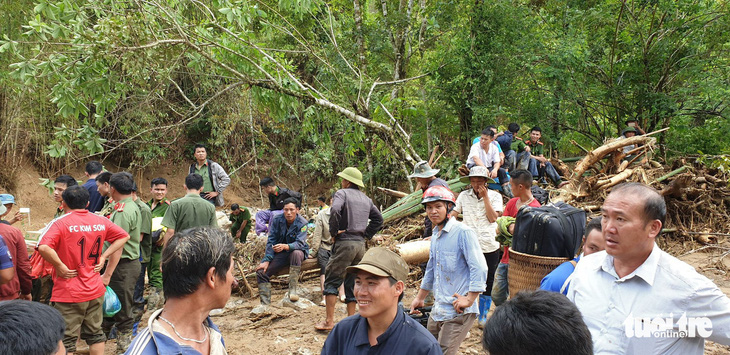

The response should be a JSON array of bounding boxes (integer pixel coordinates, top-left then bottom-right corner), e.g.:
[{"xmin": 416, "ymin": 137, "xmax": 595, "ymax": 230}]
[
  {"xmin": 99, "ymin": 241, "xmax": 730, "ymax": 355},
  {"xmin": 4, "ymin": 161, "xmax": 730, "ymax": 354}
]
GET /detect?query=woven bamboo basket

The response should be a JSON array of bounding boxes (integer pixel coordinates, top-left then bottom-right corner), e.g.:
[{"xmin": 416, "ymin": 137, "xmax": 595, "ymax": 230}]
[{"xmin": 508, "ymin": 248, "xmax": 571, "ymax": 297}]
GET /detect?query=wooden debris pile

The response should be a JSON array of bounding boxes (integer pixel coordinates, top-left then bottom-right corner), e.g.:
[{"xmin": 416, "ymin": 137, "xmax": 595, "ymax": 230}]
[
  {"xmin": 231, "ymin": 131, "xmax": 730, "ymax": 286},
  {"xmin": 554, "ymin": 131, "xmax": 730, "ymax": 254},
  {"xmin": 557, "ymin": 134, "xmax": 661, "ymax": 201}
]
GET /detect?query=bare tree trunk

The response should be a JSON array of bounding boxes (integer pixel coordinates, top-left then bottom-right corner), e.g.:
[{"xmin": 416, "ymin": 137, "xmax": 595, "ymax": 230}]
[
  {"xmin": 458, "ymin": 106, "xmax": 473, "ymax": 158},
  {"xmin": 353, "ymin": 0, "xmax": 367, "ymax": 76},
  {"xmin": 365, "ymin": 135, "xmax": 375, "ymax": 195},
  {"xmin": 417, "ymin": 0, "xmax": 428, "ymax": 55}
]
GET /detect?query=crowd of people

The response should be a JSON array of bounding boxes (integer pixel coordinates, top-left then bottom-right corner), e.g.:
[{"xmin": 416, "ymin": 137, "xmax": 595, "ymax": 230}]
[
  {"xmin": 0, "ymin": 144, "xmax": 230, "ymax": 354},
  {"xmin": 2, "ymin": 122, "xmax": 730, "ymax": 355}
]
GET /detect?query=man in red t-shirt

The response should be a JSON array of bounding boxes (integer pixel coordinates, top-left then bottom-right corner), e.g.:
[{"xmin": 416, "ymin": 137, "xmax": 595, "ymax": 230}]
[
  {"xmin": 492, "ymin": 169, "xmax": 541, "ymax": 306},
  {"xmin": 38, "ymin": 185, "xmax": 130, "ymax": 355},
  {"xmin": 0, "ymin": 215, "xmax": 32, "ymax": 301}
]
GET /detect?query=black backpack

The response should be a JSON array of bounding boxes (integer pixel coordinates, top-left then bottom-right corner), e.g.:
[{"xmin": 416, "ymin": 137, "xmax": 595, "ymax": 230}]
[
  {"xmin": 511, "ymin": 201, "xmax": 586, "ymax": 258},
  {"xmin": 531, "ymin": 185, "xmax": 549, "ymax": 205}
]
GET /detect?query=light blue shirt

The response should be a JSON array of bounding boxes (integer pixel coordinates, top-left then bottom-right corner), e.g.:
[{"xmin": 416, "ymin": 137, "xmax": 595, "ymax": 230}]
[
  {"xmin": 420, "ymin": 218, "xmax": 488, "ymax": 322},
  {"xmin": 566, "ymin": 244, "xmax": 730, "ymax": 354},
  {"xmin": 540, "ymin": 255, "xmax": 580, "ymax": 295}
]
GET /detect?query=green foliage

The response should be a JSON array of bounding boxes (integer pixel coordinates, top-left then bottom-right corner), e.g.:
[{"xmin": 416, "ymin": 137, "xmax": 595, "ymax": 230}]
[
  {"xmin": 1, "ymin": 0, "xmax": 729, "ymax": 190},
  {"xmin": 38, "ymin": 178, "xmax": 54, "ymax": 196}
]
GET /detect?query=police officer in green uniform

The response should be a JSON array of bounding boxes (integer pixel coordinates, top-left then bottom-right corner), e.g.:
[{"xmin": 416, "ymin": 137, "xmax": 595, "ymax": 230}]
[
  {"xmin": 132, "ymin": 183, "xmax": 152, "ymax": 318},
  {"xmin": 161, "ymin": 174, "xmax": 217, "ymax": 245},
  {"xmin": 101, "ymin": 172, "xmax": 141, "ymax": 353},
  {"xmin": 229, "ymin": 203, "xmax": 251, "ymax": 242},
  {"xmin": 52, "ymin": 175, "xmax": 78, "ymax": 218},
  {"xmin": 146, "ymin": 177, "xmax": 170, "ymax": 308},
  {"xmin": 95, "ymin": 172, "xmax": 115, "ymax": 218}
]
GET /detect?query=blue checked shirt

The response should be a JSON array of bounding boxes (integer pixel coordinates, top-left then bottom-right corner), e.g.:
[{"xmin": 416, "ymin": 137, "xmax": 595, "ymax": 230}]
[{"xmin": 420, "ymin": 217, "xmax": 488, "ymax": 322}]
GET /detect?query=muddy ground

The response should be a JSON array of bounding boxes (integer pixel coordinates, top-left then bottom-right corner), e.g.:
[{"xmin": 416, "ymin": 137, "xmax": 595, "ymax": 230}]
[
  {"xmin": 3, "ymin": 162, "xmax": 730, "ymax": 354},
  {"xmin": 97, "ymin": 238, "xmax": 730, "ymax": 355}
]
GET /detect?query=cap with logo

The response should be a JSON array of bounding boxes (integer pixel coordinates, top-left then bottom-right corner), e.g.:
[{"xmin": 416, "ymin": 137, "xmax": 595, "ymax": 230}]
[{"xmin": 346, "ymin": 247, "xmax": 409, "ymax": 282}]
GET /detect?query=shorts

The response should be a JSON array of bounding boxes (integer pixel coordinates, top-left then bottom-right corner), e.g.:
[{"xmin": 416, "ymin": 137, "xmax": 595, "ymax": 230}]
[
  {"xmin": 317, "ymin": 248, "xmax": 332, "ymax": 275},
  {"xmin": 323, "ymin": 239, "xmax": 366, "ymax": 302},
  {"xmin": 54, "ymin": 295, "xmax": 106, "ymax": 352}
]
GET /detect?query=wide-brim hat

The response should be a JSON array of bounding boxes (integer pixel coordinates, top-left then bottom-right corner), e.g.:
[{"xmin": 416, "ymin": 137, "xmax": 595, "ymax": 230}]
[
  {"xmin": 408, "ymin": 161, "xmax": 440, "ymax": 179},
  {"xmin": 346, "ymin": 247, "xmax": 409, "ymax": 282},
  {"xmin": 622, "ymin": 126, "xmax": 637, "ymax": 136},
  {"xmin": 337, "ymin": 167, "xmax": 365, "ymax": 188},
  {"xmin": 459, "ymin": 166, "xmax": 497, "ymax": 184}
]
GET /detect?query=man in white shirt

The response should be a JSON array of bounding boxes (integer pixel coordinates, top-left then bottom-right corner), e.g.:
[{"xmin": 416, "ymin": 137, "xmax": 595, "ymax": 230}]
[
  {"xmin": 466, "ymin": 128, "xmax": 511, "ymax": 197},
  {"xmin": 567, "ymin": 183, "xmax": 730, "ymax": 354},
  {"xmin": 450, "ymin": 166, "xmax": 503, "ymax": 328}
]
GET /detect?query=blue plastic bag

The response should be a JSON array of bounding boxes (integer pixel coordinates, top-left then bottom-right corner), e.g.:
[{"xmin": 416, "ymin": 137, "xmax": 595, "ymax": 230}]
[{"xmin": 103, "ymin": 286, "xmax": 121, "ymax": 317}]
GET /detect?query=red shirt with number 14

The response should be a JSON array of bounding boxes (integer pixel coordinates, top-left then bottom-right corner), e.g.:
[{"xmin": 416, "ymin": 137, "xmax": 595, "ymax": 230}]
[{"xmin": 39, "ymin": 210, "xmax": 128, "ymax": 303}]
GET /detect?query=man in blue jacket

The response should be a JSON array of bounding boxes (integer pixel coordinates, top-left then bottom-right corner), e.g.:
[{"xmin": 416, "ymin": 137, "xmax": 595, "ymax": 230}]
[{"xmin": 254, "ymin": 197, "xmax": 309, "ymax": 312}]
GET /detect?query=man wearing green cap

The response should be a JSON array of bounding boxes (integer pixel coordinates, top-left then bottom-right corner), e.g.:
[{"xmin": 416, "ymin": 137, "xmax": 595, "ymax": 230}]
[
  {"xmin": 315, "ymin": 167, "xmax": 384, "ymax": 331},
  {"xmin": 321, "ymin": 247, "xmax": 442, "ymax": 354}
]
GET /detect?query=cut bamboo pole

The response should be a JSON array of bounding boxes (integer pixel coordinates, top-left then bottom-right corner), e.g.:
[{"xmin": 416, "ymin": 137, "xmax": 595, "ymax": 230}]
[
  {"xmin": 235, "ymin": 259, "xmax": 255, "ymax": 297},
  {"xmin": 377, "ymin": 187, "xmax": 409, "ymax": 198},
  {"xmin": 617, "ymin": 160, "xmax": 630, "ymax": 173},
  {"xmin": 571, "ymin": 140, "xmax": 590, "ymax": 153},
  {"xmin": 656, "ymin": 166, "xmax": 689, "ymax": 183},
  {"xmin": 382, "ymin": 178, "xmax": 468, "ymax": 223},
  {"xmin": 432, "ymin": 149, "xmax": 447, "ymax": 166},
  {"xmin": 428, "ymin": 145, "xmax": 440, "ymax": 166}
]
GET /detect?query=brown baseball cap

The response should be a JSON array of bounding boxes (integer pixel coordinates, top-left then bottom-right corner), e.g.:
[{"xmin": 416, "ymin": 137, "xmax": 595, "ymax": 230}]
[{"xmin": 346, "ymin": 247, "xmax": 410, "ymax": 282}]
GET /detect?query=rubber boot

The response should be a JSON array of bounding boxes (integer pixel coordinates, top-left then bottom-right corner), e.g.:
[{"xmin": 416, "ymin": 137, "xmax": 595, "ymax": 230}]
[
  {"xmin": 502, "ymin": 183, "xmax": 514, "ymax": 198},
  {"xmin": 259, "ymin": 282, "xmax": 271, "ymax": 305},
  {"xmin": 147, "ymin": 287, "xmax": 164, "ymax": 311},
  {"xmin": 252, "ymin": 282, "xmax": 272, "ymax": 314},
  {"xmin": 477, "ymin": 294, "xmax": 491, "ymax": 328},
  {"xmin": 289, "ymin": 266, "xmax": 301, "ymax": 302},
  {"xmin": 116, "ymin": 330, "xmax": 133, "ymax": 353}
]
